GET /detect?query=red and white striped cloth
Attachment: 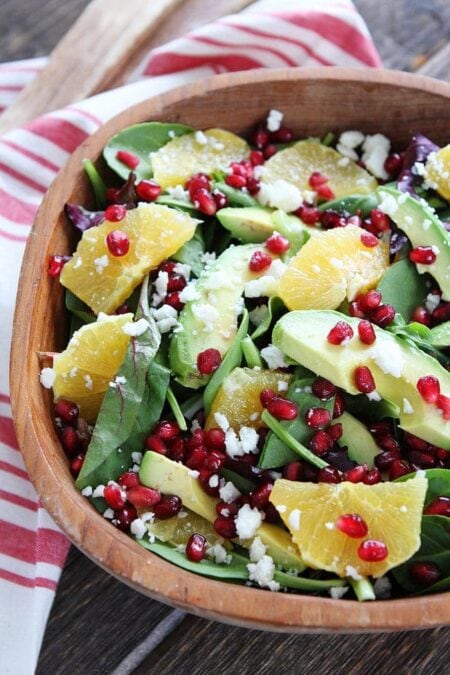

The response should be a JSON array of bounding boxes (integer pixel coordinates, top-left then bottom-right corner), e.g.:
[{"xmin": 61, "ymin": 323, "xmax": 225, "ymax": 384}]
[{"xmin": 0, "ymin": 1, "xmax": 380, "ymax": 671}]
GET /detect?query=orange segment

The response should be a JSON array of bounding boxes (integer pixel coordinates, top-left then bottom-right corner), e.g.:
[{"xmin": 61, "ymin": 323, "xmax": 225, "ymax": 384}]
[
  {"xmin": 424, "ymin": 145, "xmax": 450, "ymax": 200},
  {"xmin": 52, "ymin": 313, "xmax": 133, "ymax": 422},
  {"xmin": 270, "ymin": 474, "xmax": 427, "ymax": 578},
  {"xmin": 60, "ymin": 203, "xmax": 197, "ymax": 315},
  {"xmin": 277, "ymin": 225, "xmax": 389, "ymax": 310},
  {"xmin": 261, "ymin": 140, "xmax": 378, "ymax": 198},
  {"xmin": 151, "ymin": 129, "xmax": 249, "ymax": 189},
  {"xmin": 205, "ymin": 367, "xmax": 291, "ymax": 430}
]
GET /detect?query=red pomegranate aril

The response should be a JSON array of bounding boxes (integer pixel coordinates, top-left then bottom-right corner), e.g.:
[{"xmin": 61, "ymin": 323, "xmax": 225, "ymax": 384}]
[
  {"xmin": 266, "ymin": 233, "xmax": 290, "ymax": 254},
  {"xmin": 354, "ymin": 366, "xmax": 376, "ymax": 394},
  {"xmin": 263, "ymin": 144, "xmax": 277, "ymax": 159},
  {"xmin": 358, "ymin": 290, "xmax": 382, "ymax": 312},
  {"xmin": 409, "ymin": 561, "xmax": 441, "ymax": 586},
  {"xmin": 437, "ymin": 394, "xmax": 450, "ymax": 420},
  {"xmin": 246, "ymin": 177, "xmax": 261, "ymax": 195},
  {"xmin": 186, "ymin": 533, "xmax": 207, "ymax": 562},
  {"xmin": 336, "ymin": 513, "xmax": 368, "ymax": 538},
  {"xmin": 136, "ymin": 180, "xmax": 161, "ymax": 201},
  {"xmin": 192, "ymin": 188, "xmax": 217, "ymax": 216},
  {"xmin": 205, "ymin": 428, "xmax": 226, "ymax": 451},
  {"xmin": 404, "ymin": 432, "xmax": 429, "ymax": 453},
  {"xmin": 250, "ymin": 482, "xmax": 273, "ymax": 509},
  {"xmin": 48, "ymin": 255, "xmax": 70, "ymax": 277},
  {"xmin": 116, "ymin": 149, "xmax": 139, "ymax": 169},
  {"xmin": 165, "ymin": 292, "xmax": 184, "ymax": 311},
  {"xmin": 260, "ymin": 388, "xmax": 276, "ymax": 408},
  {"xmin": 114, "ymin": 504, "xmax": 138, "ymax": 532},
  {"xmin": 106, "ymin": 230, "xmax": 130, "ymax": 257},
  {"xmin": 106, "ymin": 187, "xmax": 120, "ymax": 204},
  {"xmin": 360, "ymin": 232, "xmax": 378, "ymax": 248},
  {"xmin": 54, "ymin": 399, "xmax": 79, "ymax": 425},
  {"xmin": 369, "ymin": 304, "xmax": 396, "ymax": 327},
  {"xmin": 186, "ymin": 428, "xmax": 206, "ymax": 451},
  {"xmin": 69, "ymin": 453, "xmax": 84, "ymax": 477},
  {"xmin": 384, "ymin": 152, "xmax": 403, "ymax": 176},
  {"xmin": 362, "ymin": 467, "xmax": 382, "ymax": 485},
  {"xmin": 282, "ymin": 461, "xmax": 303, "ymax": 481},
  {"xmin": 118, "ymin": 470, "xmax": 140, "ymax": 489},
  {"xmin": 369, "ymin": 421, "xmax": 392, "ymax": 438},
  {"xmin": 204, "ymin": 450, "xmax": 227, "ymax": 472},
  {"xmin": 197, "ymin": 348, "xmax": 222, "ymax": 375},
  {"xmin": 316, "ymin": 184, "xmax": 335, "ymax": 201},
  {"xmin": 251, "ymin": 127, "xmax": 270, "ymax": 149},
  {"xmin": 349, "ymin": 301, "xmax": 365, "ymax": 318},
  {"xmin": 312, "ymin": 377, "xmax": 336, "ymax": 401},
  {"xmin": 249, "ymin": 149, "xmax": 265, "ymax": 166},
  {"xmin": 358, "ymin": 539, "xmax": 388, "ymax": 562},
  {"xmin": 166, "ymin": 274, "xmax": 187, "ymax": 293},
  {"xmin": 213, "ymin": 516, "xmax": 237, "ymax": 539},
  {"xmin": 378, "ymin": 435, "xmax": 401, "ymax": 454},
  {"xmin": 169, "ymin": 437, "xmax": 185, "ymax": 462},
  {"xmin": 225, "ymin": 173, "xmax": 247, "ymax": 189},
  {"xmin": 410, "ymin": 246, "xmax": 437, "ymax": 265},
  {"xmin": 152, "ymin": 495, "xmax": 182, "ymax": 520},
  {"xmin": 264, "ymin": 502, "xmax": 280, "ymax": 523},
  {"xmin": 305, "ymin": 407, "xmax": 332, "ymax": 429},
  {"xmin": 154, "ymin": 420, "xmax": 181, "ymax": 440},
  {"xmin": 409, "ymin": 449, "xmax": 436, "ymax": 468},
  {"xmin": 213, "ymin": 191, "xmax": 228, "ymax": 209},
  {"xmin": 309, "ymin": 430, "xmax": 333, "ymax": 456},
  {"xmin": 104, "ymin": 484, "xmax": 127, "ymax": 510},
  {"xmin": 317, "ymin": 467, "xmax": 341, "ymax": 483},
  {"xmin": 145, "ymin": 434, "xmax": 167, "ymax": 455},
  {"xmin": 333, "ymin": 391, "xmax": 345, "ymax": 419},
  {"xmin": 308, "ymin": 171, "xmax": 328, "ymax": 188},
  {"xmin": 411, "ymin": 306, "xmax": 431, "ymax": 326},
  {"xmin": 249, "ymin": 250, "xmax": 272, "ymax": 272},
  {"xmin": 344, "ymin": 465, "xmax": 367, "ymax": 483},
  {"xmin": 327, "ymin": 321, "xmax": 354, "ymax": 345},
  {"xmin": 186, "ymin": 446, "xmax": 208, "ymax": 470},
  {"xmin": 296, "ymin": 204, "xmax": 320, "ymax": 225},
  {"xmin": 375, "ymin": 449, "xmax": 400, "ymax": 471},
  {"xmin": 215, "ymin": 501, "xmax": 239, "ymax": 518},
  {"xmin": 432, "ymin": 301, "xmax": 450, "ymax": 323},
  {"xmin": 416, "ymin": 375, "xmax": 440, "ymax": 403},
  {"xmin": 61, "ymin": 426, "xmax": 80, "ymax": 456},
  {"xmin": 388, "ymin": 459, "xmax": 411, "ymax": 480},
  {"xmin": 105, "ymin": 204, "xmax": 127, "ymax": 222},
  {"xmin": 267, "ymin": 397, "xmax": 298, "ymax": 420},
  {"xmin": 424, "ymin": 496, "xmax": 450, "ymax": 517},
  {"xmin": 357, "ymin": 320, "xmax": 376, "ymax": 345},
  {"xmin": 270, "ymin": 126, "xmax": 294, "ymax": 143},
  {"xmin": 127, "ymin": 486, "xmax": 161, "ymax": 509},
  {"xmin": 328, "ymin": 423, "xmax": 343, "ymax": 442},
  {"xmin": 187, "ymin": 173, "xmax": 211, "ymax": 195},
  {"xmin": 370, "ymin": 209, "xmax": 390, "ymax": 233},
  {"xmin": 320, "ymin": 210, "xmax": 347, "ymax": 229}
]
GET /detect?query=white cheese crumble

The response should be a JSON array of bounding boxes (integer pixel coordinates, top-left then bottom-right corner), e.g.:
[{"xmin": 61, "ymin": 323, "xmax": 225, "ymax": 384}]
[
  {"xmin": 361, "ymin": 133, "xmax": 391, "ymax": 180},
  {"xmin": 174, "ymin": 262, "xmax": 191, "ymax": 281},
  {"xmin": 81, "ymin": 486, "xmax": 93, "ymax": 497},
  {"xmin": 247, "ymin": 555, "xmax": 280, "ymax": 591},
  {"xmin": 210, "ymin": 543, "xmax": 232, "ymax": 565},
  {"xmin": 92, "ymin": 485, "xmax": 105, "ymax": 498},
  {"xmin": 152, "ymin": 304, "xmax": 178, "ymax": 321},
  {"xmin": 208, "ymin": 474, "xmax": 219, "ymax": 488},
  {"xmin": 235, "ymin": 504, "xmax": 263, "ymax": 540},
  {"xmin": 40, "ymin": 367, "xmax": 56, "ymax": 389},
  {"xmin": 152, "ymin": 270, "xmax": 169, "ymax": 306},
  {"xmin": 201, "ymin": 251, "xmax": 216, "ymax": 264},
  {"xmin": 214, "ymin": 412, "xmax": 230, "ymax": 432},
  {"xmin": 188, "ymin": 469, "xmax": 200, "ymax": 479},
  {"xmin": 329, "ymin": 586, "xmax": 349, "ymax": 600},
  {"xmin": 130, "ymin": 518, "xmax": 147, "ymax": 539},
  {"xmin": 103, "ymin": 508, "xmax": 115, "ymax": 520},
  {"xmin": 257, "ymin": 179, "xmax": 302, "ymax": 213},
  {"xmin": 166, "ymin": 184, "xmax": 190, "ymax": 203},
  {"xmin": 84, "ymin": 374, "xmax": 93, "ymax": 390},
  {"xmin": 425, "ymin": 292, "xmax": 441, "ymax": 313},
  {"xmin": 366, "ymin": 391, "xmax": 381, "ymax": 402},
  {"xmin": 94, "ymin": 254, "xmax": 109, "ymax": 274},
  {"xmin": 239, "ymin": 426, "xmax": 259, "ymax": 454},
  {"xmin": 131, "ymin": 451, "xmax": 142, "ymax": 465},
  {"xmin": 345, "ymin": 564, "xmax": 362, "ymax": 581},
  {"xmin": 378, "ymin": 191, "xmax": 398, "ymax": 217},
  {"xmin": 266, "ymin": 109, "xmax": 283, "ymax": 132},
  {"xmin": 192, "ymin": 302, "xmax": 220, "ymax": 331},
  {"xmin": 277, "ymin": 380, "xmax": 289, "ymax": 392},
  {"xmin": 249, "ymin": 304, "xmax": 269, "ymax": 327},
  {"xmin": 336, "ymin": 143, "xmax": 358, "ymax": 161},
  {"xmin": 261, "ymin": 344, "xmax": 288, "ymax": 369},
  {"xmin": 219, "ymin": 481, "xmax": 242, "ymax": 504},
  {"xmin": 249, "ymin": 536, "xmax": 267, "ymax": 562},
  {"xmin": 122, "ymin": 318, "xmax": 149, "ymax": 337},
  {"xmin": 337, "ymin": 155, "xmax": 351, "ymax": 167},
  {"xmin": 370, "ymin": 341, "xmax": 405, "ymax": 378},
  {"xmin": 339, "ymin": 130, "xmax": 365, "ymax": 149},
  {"xmin": 194, "ymin": 130, "xmax": 208, "ymax": 145},
  {"xmin": 179, "ymin": 282, "xmax": 200, "ymax": 303},
  {"xmin": 276, "ymin": 504, "xmax": 287, "ymax": 513},
  {"xmin": 288, "ymin": 509, "xmax": 301, "ymax": 531},
  {"xmin": 403, "ymin": 398, "xmax": 414, "ymax": 414}
]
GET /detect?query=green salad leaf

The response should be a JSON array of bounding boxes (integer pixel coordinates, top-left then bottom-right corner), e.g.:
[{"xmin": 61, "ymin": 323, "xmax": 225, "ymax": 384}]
[
  {"xmin": 377, "ymin": 258, "xmax": 428, "ymax": 322},
  {"xmin": 318, "ymin": 193, "xmax": 379, "ymax": 217}
]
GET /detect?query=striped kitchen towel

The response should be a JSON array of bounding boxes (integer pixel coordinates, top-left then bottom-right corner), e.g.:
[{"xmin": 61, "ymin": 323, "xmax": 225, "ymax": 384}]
[{"xmin": 0, "ymin": 1, "xmax": 380, "ymax": 672}]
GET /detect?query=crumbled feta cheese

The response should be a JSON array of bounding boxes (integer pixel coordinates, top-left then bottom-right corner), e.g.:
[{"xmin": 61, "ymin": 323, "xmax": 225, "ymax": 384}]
[
  {"xmin": 84, "ymin": 374, "xmax": 93, "ymax": 390},
  {"xmin": 141, "ymin": 511, "xmax": 155, "ymax": 524},
  {"xmin": 325, "ymin": 521, "xmax": 335, "ymax": 530},
  {"xmin": 152, "ymin": 270, "xmax": 169, "ymax": 306},
  {"xmin": 219, "ymin": 481, "xmax": 242, "ymax": 504},
  {"xmin": 399, "ymin": 505, "xmax": 408, "ymax": 513},
  {"xmin": 277, "ymin": 380, "xmax": 288, "ymax": 392},
  {"xmin": 214, "ymin": 412, "xmax": 230, "ymax": 432},
  {"xmin": 235, "ymin": 504, "xmax": 263, "ymax": 540},
  {"xmin": 247, "ymin": 555, "xmax": 280, "ymax": 591},
  {"xmin": 403, "ymin": 398, "xmax": 414, "ymax": 414},
  {"xmin": 166, "ymin": 184, "xmax": 190, "ymax": 202},
  {"xmin": 122, "ymin": 318, "xmax": 149, "ymax": 337},
  {"xmin": 224, "ymin": 428, "xmax": 242, "ymax": 458},
  {"xmin": 288, "ymin": 509, "xmax": 301, "ymax": 530},
  {"xmin": 336, "ymin": 143, "xmax": 359, "ymax": 161},
  {"xmin": 266, "ymin": 109, "xmax": 283, "ymax": 132},
  {"xmin": 269, "ymin": 258, "xmax": 288, "ymax": 279},
  {"xmin": 366, "ymin": 391, "xmax": 381, "ymax": 402},
  {"xmin": 210, "ymin": 543, "xmax": 232, "ymax": 565},
  {"xmin": 201, "ymin": 251, "xmax": 216, "ymax": 264},
  {"xmin": 195, "ymin": 130, "xmax": 208, "ymax": 145},
  {"xmin": 276, "ymin": 504, "xmax": 287, "ymax": 513},
  {"xmin": 131, "ymin": 451, "xmax": 142, "ymax": 465},
  {"xmin": 257, "ymin": 179, "xmax": 303, "ymax": 213},
  {"xmin": 179, "ymin": 282, "xmax": 200, "ymax": 303},
  {"xmin": 369, "ymin": 341, "xmax": 405, "ymax": 378},
  {"xmin": 378, "ymin": 191, "xmax": 399, "ymax": 217},
  {"xmin": 337, "ymin": 155, "xmax": 351, "ymax": 167},
  {"xmin": 329, "ymin": 586, "xmax": 349, "ymax": 599},
  {"xmin": 249, "ymin": 536, "xmax": 267, "ymax": 562},
  {"xmin": 339, "ymin": 130, "xmax": 365, "ymax": 149},
  {"xmin": 130, "ymin": 518, "xmax": 147, "ymax": 539},
  {"xmin": 81, "ymin": 486, "xmax": 93, "ymax": 497},
  {"xmin": 188, "ymin": 469, "xmax": 200, "ymax": 479},
  {"xmin": 156, "ymin": 317, "xmax": 178, "ymax": 334},
  {"xmin": 173, "ymin": 262, "xmax": 191, "ymax": 281},
  {"xmin": 208, "ymin": 474, "xmax": 219, "ymax": 488},
  {"xmin": 374, "ymin": 576, "xmax": 392, "ymax": 599},
  {"xmin": 425, "ymin": 292, "xmax": 440, "ymax": 314},
  {"xmin": 244, "ymin": 275, "xmax": 277, "ymax": 298},
  {"xmin": 362, "ymin": 133, "xmax": 390, "ymax": 180},
  {"xmin": 94, "ymin": 254, "xmax": 109, "ymax": 274},
  {"xmin": 261, "ymin": 344, "xmax": 288, "ymax": 369},
  {"xmin": 239, "ymin": 426, "xmax": 259, "ymax": 454},
  {"xmin": 431, "ymin": 245, "xmax": 440, "ymax": 256},
  {"xmin": 345, "ymin": 564, "xmax": 362, "ymax": 580},
  {"xmin": 92, "ymin": 485, "xmax": 105, "ymax": 498},
  {"xmin": 192, "ymin": 302, "xmax": 220, "ymax": 331},
  {"xmin": 40, "ymin": 367, "xmax": 56, "ymax": 389},
  {"xmin": 103, "ymin": 508, "xmax": 115, "ymax": 520},
  {"xmin": 152, "ymin": 304, "xmax": 178, "ymax": 321}
]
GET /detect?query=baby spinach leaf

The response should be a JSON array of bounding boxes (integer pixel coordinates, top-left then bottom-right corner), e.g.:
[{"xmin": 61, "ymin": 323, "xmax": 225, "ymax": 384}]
[
  {"xmin": 429, "ymin": 321, "xmax": 450, "ymax": 348},
  {"xmin": 172, "ymin": 228, "xmax": 205, "ymax": 277},
  {"xmin": 343, "ymin": 392, "xmax": 400, "ymax": 421},
  {"xmin": 166, "ymin": 387, "xmax": 188, "ymax": 432},
  {"xmin": 104, "ymin": 122, "xmax": 193, "ymax": 181},
  {"xmin": 259, "ymin": 378, "xmax": 333, "ymax": 469},
  {"xmin": 220, "ymin": 468, "xmax": 256, "ymax": 494},
  {"xmin": 65, "ymin": 289, "xmax": 95, "ymax": 325},
  {"xmin": 387, "ymin": 319, "xmax": 450, "ymax": 368},
  {"xmin": 213, "ymin": 182, "xmax": 258, "ymax": 207},
  {"xmin": 83, "ymin": 159, "xmax": 107, "ymax": 208},
  {"xmin": 377, "ymin": 258, "xmax": 428, "ymax": 321},
  {"xmin": 251, "ymin": 296, "xmax": 285, "ymax": 341},
  {"xmin": 203, "ymin": 310, "xmax": 249, "ymax": 416},
  {"xmin": 65, "ymin": 203, "xmax": 104, "ymax": 232},
  {"xmin": 241, "ymin": 335, "xmax": 263, "ymax": 369},
  {"xmin": 155, "ymin": 195, "xmax": 199, "ymax": 213},
  {"xmin": 318, "ymin": 193, "xmax": 378, "ymax": 217}
]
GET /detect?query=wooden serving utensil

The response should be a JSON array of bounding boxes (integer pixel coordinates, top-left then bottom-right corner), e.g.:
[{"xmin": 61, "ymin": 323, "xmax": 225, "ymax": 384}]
[{"xmin": 0, "ymin": 0, "xmax": 255, "ymax": 135}]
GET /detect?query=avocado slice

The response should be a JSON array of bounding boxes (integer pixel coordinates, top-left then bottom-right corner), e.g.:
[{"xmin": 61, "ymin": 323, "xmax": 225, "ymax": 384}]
[
  {"xmin": 170, "ymin": 243, "xmax": 277, "ymax": 388},
  {"xmin": 140, "ymin": 451, "xmax": 305, "ymax": 571},
  {"xmin": 376, "ymin": 186, "xmax": 450, "ymax": 300},
  {"xmin": 429, "ymin": 321, "xmax": 450, "ymax": 348},
  {"xmin": 335, "ymin": 411, "xmax": 380, "ymax": 468},
  {"xmin": 273, "ymin": 310, "xmax": 450, "ymax": 449}
]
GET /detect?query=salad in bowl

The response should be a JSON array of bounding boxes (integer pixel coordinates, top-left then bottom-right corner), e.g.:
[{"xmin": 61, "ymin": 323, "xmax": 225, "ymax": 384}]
[{"xmin": 40, "ymin": 109, "xmax": 450, "ymax": 603}]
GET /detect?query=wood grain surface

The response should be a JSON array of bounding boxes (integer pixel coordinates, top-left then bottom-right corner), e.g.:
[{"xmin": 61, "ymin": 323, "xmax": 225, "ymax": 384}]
[{"xmin": 1, "ymin": 1, "xmax": 449, "ymax": 673}]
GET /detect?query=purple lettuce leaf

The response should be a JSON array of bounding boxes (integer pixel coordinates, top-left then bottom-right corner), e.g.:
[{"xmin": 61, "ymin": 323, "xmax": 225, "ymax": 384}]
[
  {"xmin": 65, "ymin": 203, "xmax": 105, "ymax": 232},
  {"xmin": 397, "ymin": 133, "xmax": 439, "ymax": 198}
]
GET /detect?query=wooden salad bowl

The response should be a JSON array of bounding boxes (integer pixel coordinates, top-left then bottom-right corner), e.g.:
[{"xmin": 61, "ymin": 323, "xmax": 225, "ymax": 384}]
[{"xmin": 10, "ymin": 68, "xmax": 450, "ymax": 632}]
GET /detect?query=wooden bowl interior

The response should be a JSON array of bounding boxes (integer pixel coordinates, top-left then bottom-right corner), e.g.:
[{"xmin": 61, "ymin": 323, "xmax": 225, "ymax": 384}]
[{"xmin": 11, "ymin": 68, "xmax": 450, "ymax": 631}]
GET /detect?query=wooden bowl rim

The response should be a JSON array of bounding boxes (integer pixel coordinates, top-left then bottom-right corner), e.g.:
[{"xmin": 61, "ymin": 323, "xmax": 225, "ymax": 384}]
[{"xmin": 10, "ymin": 67, "xmax": 450, "ymax": 632}]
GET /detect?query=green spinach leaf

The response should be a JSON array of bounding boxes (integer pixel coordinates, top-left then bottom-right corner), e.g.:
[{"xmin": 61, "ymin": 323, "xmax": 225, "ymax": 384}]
[
  {"xmin": 251, "ymin": 296, "xmax": 285, "ymax": 341},
  {"xmin": 318, "ymin": 193, "xmax": 379, "ymax": 217},
  {"xmin": 241, "ymin": 335, "xmax": 263, "ymax": 368},
  {"xmin": 166, "ymin": 387, "xmax": 188, "ymax": 432},
  {"xmin": 220, "ymin": 468, "xmax": 256, "ymax": 494},
  {"xmin": 83, "ymin": 159, "xmax": 107, "ymax": 208},
  {"xmin": 65, "ymin": 289, "xmax": 95, "ymax": 325},
  {"xmin": 343, "ymin": 392, "xmax": 400, "ymax": 421},
  {"xmin": 172, "ymin": 228, "xmax": 205, "ymax": 277},
  {"xmin": 213, "ymin": 182, "xmax": 258, "ymax": 207},
  {"xmin": 429, "ymin": 321, "xmax": 450, "ymax": 348},
  {"xmin": 377, "ymin": 258, "xmax": 428, "ymax": 322}
]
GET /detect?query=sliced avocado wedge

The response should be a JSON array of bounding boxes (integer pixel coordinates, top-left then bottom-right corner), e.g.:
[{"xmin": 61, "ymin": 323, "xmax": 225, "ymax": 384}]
[
  {"xmin": 139, "ymin": 452, "xmax": 305, "ymax": 572},
  {"xmin": 273, "ymin": 310, "xmax": 450, "ymax": 449},
  {"xmin": 335, "ymin": 411, "xmax": 380, "ymax": 468},
  {"xmin": 376, "ymin": 186, "xmax": 450, "ymax": 300},
  {"xmin": 429, "ymin": 321, "xmax": 450, "ymax": 348}
]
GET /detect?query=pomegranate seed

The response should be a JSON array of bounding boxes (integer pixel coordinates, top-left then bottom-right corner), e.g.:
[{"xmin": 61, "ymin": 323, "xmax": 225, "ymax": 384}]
[
  {"xmin": 263, "ymin": 144, "xmax": 277, "ymax": 159},
  {"xmin": 204, "ymin": 450, "xmax": 227, "ymax": 472},
  {"xmin": 358, "ymin": 539, "xmax": 388, "ymax": 562},
  {"xmin": 283, "ymin": 461, "xmax": 303, "ymax": 481},
  {"xmin": 369, "ymin": 304, "xmax": 396, "ymax": 327},
  {"xmin": 106, "ymin": 230, "xmax": 130, "ymax": 257},
  {"xmin": 69, "ymin": 453, "xmax": 84, "ymax": 477},
  {"xmin": 312, "ymin": 377, "xmax": 336, "ymax": 400},
  {"xmin": 336, "ymin": 513, "xmax": 368, "ymax": 538},
  {"xmin": 309, "ymin": 171, "xmax": 328, "ymax": 188},
  {"xmin": 370, "ymin": 209, "xmax": 390, "ymax": 233},
  {"xmin": 320, "ymin": 210, "xmax": 347, "ymax": 229},
  {"xmin": 187, "ymin": 173, "xmax": 211, "ymax": 196},
  {"xmin": 437, "ymin": 394, "xmax": 450, "ymax": 420},
  {"xmin": 384, "ymin": 152, "xmax": 403, "ymax": 176},
  {"xmin": 114, "ymin": 504, "xmax": 138, "ymax": 532},
  {"xmin": 104, "ymin": 484, "xmax": 127, "ymax": 510},
  {"xmin": 225, "ymin": 173, "xmax": 246, "ymax": 189},
  {"xmin": 271, "ymin": 126, "xmax": 294, "ymax": 143},
  {"xmin": 388, "ymin": 459, "xmax": 411, "ymax": 480},
  {"xmin": 205, "ymin": 428, "xmax": 226, "ymax": 451},
  {"xmin": 424, "ymin": 496, "xmax": 450, "ymax": 517},
  {"xmin": 344, "ymin": 465, "xmax": 367, "ymax": 483},
  {"xmin": 128, "ymin": 486, "xmax": 161, "ymax": 508},
  {"xmin": 186, "ymin": 446, "xmax": 208, "ymax": 470},
  {"xmin": 136, "ymin": 180, "xmax": 161, "ymax": 201},
  {"xmin": 266, "ymin": 233, "xmax": 290, "ymax": 254},
  {"xmin": 358, "ymin": 290, "xmax": 382, "ymax": 312},
  {"xmin": 153, "ymin": 494, "xmax": 182, "ymax": 519},
  {"xmin": 354, "ymin": 366, "xmax": 376, "ymax": 394},
  {"xmin": 48, "ymin": 255, "xmax": 70, "ymax": 277},
  {"xmin": 360, "ymin": 232, "xmax": 378, "ymax": 248},
  {"xmin": 165, "ymin": 292, "xmax": 184, "ymax": 311},
  {"xmin": 309, "ymin": 430, "xmax": 333, "ymax": 455},
  {"xmin": 145, "ymin": 435, "xmax": 167, "ymax": 455},
  {"xmin": 216, "ymin": 502, "xmax": 239, "ymax": 518},
  {"xmin": 409, "ymin": 561, "xmax": 441, "ymax": 586},
  {"xmin": 197, "ymin": 348, "xmax": 222, "ymax": 375},
  {"xmin": 379, "ymin": 435, "xmax": 401, "ymax": 453},
  {"xmin": 154, "ymin": 420, "xmax": 180, "ymax": 440},
  {"xmin": 213, "ymin": 516, "xmax": 237, "ymax": 539},
  {"xmin": 186, "ymin": 533, "xmax": 207, "ymax": 562},
  {"xmin": 159, "ymin": 261, "xmax": 177, "ymax": 274},
  {"xmin": 213, "ymin": 191, "xmax": 228, "ymax": 209},
  {"xmin": 267, "ymin": 397, "xmax": 298, "ymax": 420},
  {"xmin": 404, "ymin": 433, "xmax": 430, "ymax": 453},
  {"xmin": 186, "ymin": 429, "xmax": 206, "ymax": 451},
  {"xmin": 417, "ymin": 375, "xmax": 440, "ymax": 403},
  {"xmin": 249, "ymin": 150, "xmax": 265, "ymax": 166},
  {"xmin": 61, "ymin": 426, "xmax": 80, "ymax": 456},
  {"xmin": 249, "ymin": 250, "xmax": 272, "ymax": 272},
  {"xmin": 168, "ymin": 437, "xmax": 185, "ymax": 462},
  {"xmin": 260, "ymin": 388, "xmax": 276, "ymax": 408},
  {"xmin": 347, "ymin": 215, "xmax": 363, "ymax": 227},
  {"xmin": 54, "ymin": 399, "xmax": 79, "ymax": 425},
  {"xmin": 369, "ymin": 421, "xmax": 392, "ymax": 438},
  {"xmin": 375, "ymin": 449, "xmax": 400, "ymax": 470},
  {"xmin": 317, "ymin": 184, "xmax": 335, "ymax": 201},
  {"xmin": 358, "ymin": 320, "xmax": 376, "ymax": 345},
  {"xmin": 165, "ymin": 274, "xmax": 186, "ymax": 293},
  {"xmin": 296, "ymin": 204, "xmax": 321, "ymax": 225},
  {"xmin": 251, "ymin": 127, "xmax": 270, "ymax": 149},
  {"xmin": 105, "ymin": 204, "xmax": 127, "ymax": 222},
  {"xmin": 118, "ymin": 471, "xmax": 140, "ymax": 489},
  {"xmin": 317, "ymin": 467, "xmax": 341, "ymax": 483},
  {"xmin": 246, "ymin": 178, "xmax": 261, "ymax": 195},
  {"xmin": 327, "ymin": 321, "xmax": 354, "ymax": 345},
  {"xmin": 106, "ymin": 187, "xmax": 120, "ymax": 204},
  {"xmin": 432, "ymin": 302, "xmax": 450, "ymax": 323},
  {"xmin": 349, "ymin": 300, "xmax": 365, "ymax": 318},
  {"xmin": 409, "ymin": 449, "xmax": 436, "ymax": 468},
  {"xmin": 116, "ymin": 149, "xmax": 139, "ymax": 169},
  {"xmin": 363, "ymin": 467, "xmax": 382, "ymax": 484},
  {"xmin": 410, "ymin": 246, "xmax": 436, "ymax": 265},
  {"xmin": 305, "ymin": 407, "xmax": 332, "ymax": 429},
  {"xmin": 328, "ymin": 423, "xmax": 343, "ymax": 442},
  {"xmin": 333, "ymin": 391, "xmax": 345, "ymax": 418},
  {"xmin": 250, "ymin": 482, "xmax": 273, "ymax": 509},
  {"xmin": 411, "ymin": 306, "xmax": 430, "ymax": 326},
  {"xmin": 192, "ymin": 188, "xmax": 217, "ymax": 216}
]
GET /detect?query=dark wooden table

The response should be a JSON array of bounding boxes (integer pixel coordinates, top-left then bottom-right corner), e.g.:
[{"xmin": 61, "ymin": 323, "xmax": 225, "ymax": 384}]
[{"xmin": 2, "ymin": 1, "xmax": 449, "ymax": 673}]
